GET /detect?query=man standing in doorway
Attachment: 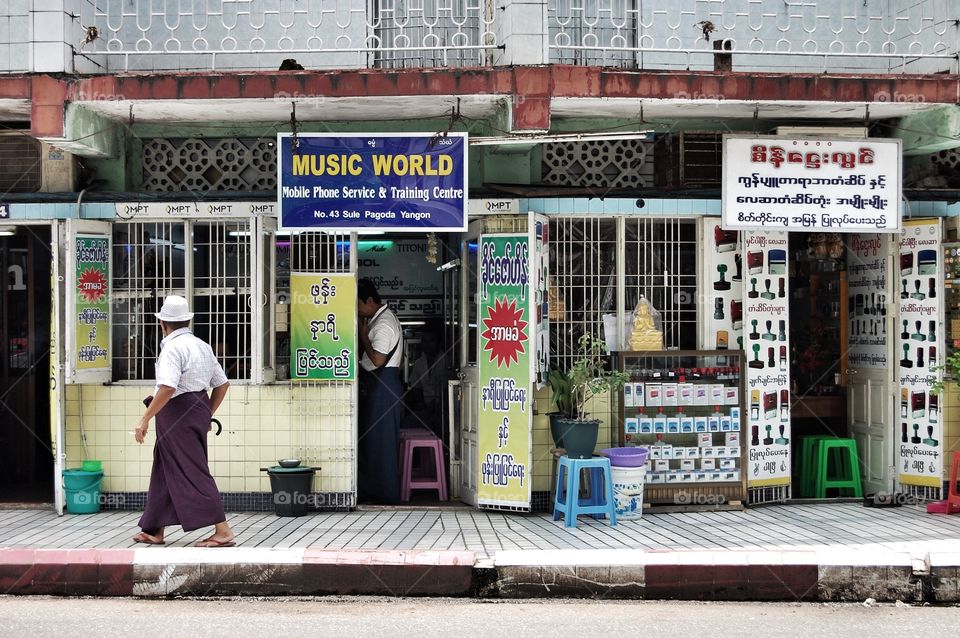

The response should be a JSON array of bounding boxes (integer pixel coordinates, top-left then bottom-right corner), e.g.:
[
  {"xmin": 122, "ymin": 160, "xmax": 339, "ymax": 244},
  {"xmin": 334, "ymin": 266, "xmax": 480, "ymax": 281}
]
[
  {"xmin": 132, "ymin": 295, "xmax": 235, "ymax": 547},
  {"xmin": 357, "ymin": 278, "xmax": 404, "ymax": 504}
]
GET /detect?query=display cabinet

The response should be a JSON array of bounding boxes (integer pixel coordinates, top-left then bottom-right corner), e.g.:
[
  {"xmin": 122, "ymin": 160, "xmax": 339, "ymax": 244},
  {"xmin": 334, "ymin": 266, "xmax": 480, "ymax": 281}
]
[{"xmin": 617, "ymin": 350, "xmax": 747, "ymax": 508}]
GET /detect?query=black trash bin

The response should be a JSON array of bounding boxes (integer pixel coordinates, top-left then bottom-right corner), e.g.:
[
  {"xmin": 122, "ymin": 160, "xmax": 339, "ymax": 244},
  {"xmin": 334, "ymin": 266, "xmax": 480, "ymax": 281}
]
[{"xmin": 265, "ymin": 465, "xmax": 316, "ymax": 517}]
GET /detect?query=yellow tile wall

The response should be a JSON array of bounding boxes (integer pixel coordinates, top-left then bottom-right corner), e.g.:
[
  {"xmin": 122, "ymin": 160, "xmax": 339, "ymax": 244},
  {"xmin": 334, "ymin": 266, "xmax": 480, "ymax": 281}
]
[
  {"xmin": 65, "ymin": 382, "xmax": 355, "ymax": 494},
  {"xmin": 531, "ymin": 385, "xmax": 618, "ymax": 493}
]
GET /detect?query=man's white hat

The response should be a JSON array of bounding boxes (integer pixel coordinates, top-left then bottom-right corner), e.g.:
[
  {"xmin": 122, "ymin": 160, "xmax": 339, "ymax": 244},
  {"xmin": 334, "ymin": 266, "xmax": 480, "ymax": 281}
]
[{"xmin": 155, "ymin": 295, "xmax": 194, "ymax": 322}]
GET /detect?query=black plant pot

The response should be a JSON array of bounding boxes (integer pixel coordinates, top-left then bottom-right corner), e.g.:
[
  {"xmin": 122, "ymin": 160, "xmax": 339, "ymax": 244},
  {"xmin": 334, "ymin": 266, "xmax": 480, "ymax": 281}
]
[
  {"xmin": 555, "ymin": 418, "xmax": 600, "ymax": 459},
  {"xmin": 548, "ymin": 413, "xmax": 565, "ymax": 448}
]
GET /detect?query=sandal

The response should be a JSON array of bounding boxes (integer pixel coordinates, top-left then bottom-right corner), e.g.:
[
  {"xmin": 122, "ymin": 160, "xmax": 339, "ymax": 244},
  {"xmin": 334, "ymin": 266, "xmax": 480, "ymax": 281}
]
[
  {"xmin": 132, "ymin": 531, "xmax": 165, "ymax": 545},
  {"xmin": 194, "ymin": 537, "xmax": 236, "ymax": 548}
]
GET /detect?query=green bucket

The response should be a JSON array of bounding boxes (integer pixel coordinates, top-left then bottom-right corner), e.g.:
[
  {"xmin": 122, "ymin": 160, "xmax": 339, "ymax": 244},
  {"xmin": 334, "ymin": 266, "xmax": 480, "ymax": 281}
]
[
  {"xmin": 81, "ymin": 459, "xmax": 102, "ymax": 472},
  {"xmin": 63, "ymin": 468, "xmax": 104, "ymax": 514}
]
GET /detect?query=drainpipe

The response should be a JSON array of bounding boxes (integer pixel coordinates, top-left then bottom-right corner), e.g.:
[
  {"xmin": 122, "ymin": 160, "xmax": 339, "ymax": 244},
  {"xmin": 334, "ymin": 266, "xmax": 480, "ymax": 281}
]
[{"xmin": 75, "ymin": 186, "xmax": 90, "ymax": 219}]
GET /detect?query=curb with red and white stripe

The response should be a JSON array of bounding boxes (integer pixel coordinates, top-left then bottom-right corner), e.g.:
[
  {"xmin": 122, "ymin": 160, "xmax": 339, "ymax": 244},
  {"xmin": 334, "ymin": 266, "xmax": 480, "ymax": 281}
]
[
  {"xmin": 1, "ymin": 547, "xmax": 958, "ymax": 601},
  {"xmin": 0, "ymin": 548, "xmax": 476, "ymax": 597}
]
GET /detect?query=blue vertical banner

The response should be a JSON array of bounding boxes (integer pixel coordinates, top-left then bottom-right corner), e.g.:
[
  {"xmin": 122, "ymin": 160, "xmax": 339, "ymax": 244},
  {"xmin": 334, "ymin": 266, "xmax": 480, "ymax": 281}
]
[{"xmin": 277, "ymin": 133, "xmax": 467, "ymax": 232}]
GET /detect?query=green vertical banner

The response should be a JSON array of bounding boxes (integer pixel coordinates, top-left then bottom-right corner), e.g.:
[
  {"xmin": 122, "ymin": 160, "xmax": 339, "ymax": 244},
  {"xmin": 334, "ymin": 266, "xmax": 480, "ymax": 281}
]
[
  {"xmin": 74, "ymin": 236, "xmax": 110, "ymax": 370},
  {"xmin": 290, "ymin": 273, "xmax": 356, "ymax": 381},
  {"xmin": 478, "ymin": 234, "xmax": 531, "ymax": 509}
]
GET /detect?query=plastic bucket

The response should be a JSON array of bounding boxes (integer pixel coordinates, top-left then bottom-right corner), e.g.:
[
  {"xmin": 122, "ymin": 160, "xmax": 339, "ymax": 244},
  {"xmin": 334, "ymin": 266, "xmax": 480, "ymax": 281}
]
[
  {"xmin": 81, "ymin": 459, "xmax": 102, "ymax": 472},
  {"xmin": 63, "ymin": 469, "xmax": 104, "ymax": 515},
  {"xmin": 267, "ymin": 467, "xmax": 315, "ymax": 517},
  {"xmin": 611, "ymin": 466, "xmax": 645, "ymax": 520}
]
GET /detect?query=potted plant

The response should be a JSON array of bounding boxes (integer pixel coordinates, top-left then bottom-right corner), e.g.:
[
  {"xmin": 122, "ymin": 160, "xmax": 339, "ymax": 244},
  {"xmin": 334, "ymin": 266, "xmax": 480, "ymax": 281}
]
[
  {"xmin": 547, "ymin": 367, "xmax": 573, "ymax": 448},
  {"xmin": 548, "ymin": 333, "xmax": 629, "ymax": 458},
  {"xmin": 931, "ymin": 350, "xmax": 960, "ymax": 396}
]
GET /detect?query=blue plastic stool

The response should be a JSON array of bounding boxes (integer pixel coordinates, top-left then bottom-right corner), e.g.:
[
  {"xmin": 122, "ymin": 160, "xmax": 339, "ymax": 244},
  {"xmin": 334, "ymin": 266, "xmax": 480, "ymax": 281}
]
[{"xmin": 552, "ymin": 456, "xmax": 617, "ymax": 528}]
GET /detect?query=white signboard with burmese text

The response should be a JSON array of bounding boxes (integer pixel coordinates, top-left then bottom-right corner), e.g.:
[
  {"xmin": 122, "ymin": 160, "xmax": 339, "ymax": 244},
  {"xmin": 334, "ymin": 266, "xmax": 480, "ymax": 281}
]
[
  {"xmin": 898, "ymin": 219, "xmax": 943, "ymax": 491},
  {"xmin": 722, "ymin": 136, "xmax": 901, "ymax": 233},
  {"xmin": 741, "ymin": 230, "xmax": 791, "ymax": 491}
]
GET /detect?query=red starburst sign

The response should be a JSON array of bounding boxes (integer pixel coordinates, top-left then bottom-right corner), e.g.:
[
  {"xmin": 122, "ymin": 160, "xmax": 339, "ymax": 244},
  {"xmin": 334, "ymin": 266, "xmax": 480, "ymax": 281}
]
[
  {"xmin": 481, "ymin": 296, "xmax": 528, "ymax": 368},
  {"xmin": 77, "ymin": 267, "xmax": 107, "ymax": 303}
]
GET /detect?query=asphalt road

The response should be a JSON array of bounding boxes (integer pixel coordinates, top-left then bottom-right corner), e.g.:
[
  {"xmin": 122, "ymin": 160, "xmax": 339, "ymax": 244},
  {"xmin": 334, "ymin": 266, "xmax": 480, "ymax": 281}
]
[{"xmin": 0, "ymin": 597, "xmax": 955, "ymax": 636}]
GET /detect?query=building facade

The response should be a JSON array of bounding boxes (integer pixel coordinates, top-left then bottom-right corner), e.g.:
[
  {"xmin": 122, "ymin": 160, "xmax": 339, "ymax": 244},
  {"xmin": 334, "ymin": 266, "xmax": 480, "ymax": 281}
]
[{"xmin": 1, "ymin": 0, "xmax": 959, "ymax": 512}]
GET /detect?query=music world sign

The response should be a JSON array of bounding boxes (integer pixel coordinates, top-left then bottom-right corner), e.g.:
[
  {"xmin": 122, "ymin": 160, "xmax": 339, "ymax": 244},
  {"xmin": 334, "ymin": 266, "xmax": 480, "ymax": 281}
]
[{"xmin": 277, "ymin": 133, "xmax": 467, "ymax": 232}]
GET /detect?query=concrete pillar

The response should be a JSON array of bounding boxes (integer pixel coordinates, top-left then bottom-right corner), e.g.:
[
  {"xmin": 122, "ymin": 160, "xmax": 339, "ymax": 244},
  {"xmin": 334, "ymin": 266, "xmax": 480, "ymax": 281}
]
[
  {"xmin": 31, "ymin": 0, "xmax": 71, "ymax": 72},
  {"xmin": 493, "ymin": 0, "xmax": 549, "ymax": 66}
]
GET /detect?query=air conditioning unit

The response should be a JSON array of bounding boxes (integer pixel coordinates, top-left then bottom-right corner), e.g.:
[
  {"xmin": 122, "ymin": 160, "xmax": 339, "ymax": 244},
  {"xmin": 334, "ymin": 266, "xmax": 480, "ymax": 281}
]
[{"xmin": 0, "ymin": 132, "xmax": 78, "ymax": 193}]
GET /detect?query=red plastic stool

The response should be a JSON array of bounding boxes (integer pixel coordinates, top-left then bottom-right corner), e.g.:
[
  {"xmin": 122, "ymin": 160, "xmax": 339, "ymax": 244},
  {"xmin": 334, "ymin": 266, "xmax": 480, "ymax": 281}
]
[
  {"xmin": 400, "ymin": 434, "xmax": 448, "ymax": 501},
  {"xmin": 927, "ymin": 451, "xmax": 960, "ymax": 515}
]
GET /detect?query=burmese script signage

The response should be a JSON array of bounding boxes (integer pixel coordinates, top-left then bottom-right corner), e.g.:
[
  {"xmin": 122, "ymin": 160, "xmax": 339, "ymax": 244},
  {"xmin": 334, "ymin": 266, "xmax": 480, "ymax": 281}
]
[
  {"xmin": 477, "ymin": 234, "xmax": 532, "ymax": 510},
  {"xmin": 73, "ymin": 236, "xmax": 110, "ymax": 372},
  {"xmin": 722, "ymin": 136, "xmax": 901, "ymax": 233},
  {"xmin": 289, "ymin": 273, "xmax": 356, "ymax": 381}
]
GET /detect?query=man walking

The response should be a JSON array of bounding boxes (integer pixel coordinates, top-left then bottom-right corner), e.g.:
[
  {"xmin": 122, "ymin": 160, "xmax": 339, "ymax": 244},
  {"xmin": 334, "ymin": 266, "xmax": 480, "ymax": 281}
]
[{"xmin": 132, "ymin": 295, "xmax": 235, "ymax": 547}]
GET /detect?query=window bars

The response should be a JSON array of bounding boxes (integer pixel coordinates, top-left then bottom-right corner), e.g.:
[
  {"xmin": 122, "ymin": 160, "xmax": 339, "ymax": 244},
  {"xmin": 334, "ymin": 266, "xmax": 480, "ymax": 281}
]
[
  {"xmin": 111, "ymin": 220, "xmax": 253, "ymax": 382},
  {"xmin": 548, "ymin": 216, "xmax": 697, "ymax": 371}
]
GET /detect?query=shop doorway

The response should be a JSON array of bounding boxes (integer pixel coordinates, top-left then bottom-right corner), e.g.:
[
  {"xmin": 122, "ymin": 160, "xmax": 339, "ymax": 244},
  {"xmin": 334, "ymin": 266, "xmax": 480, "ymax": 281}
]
[
  {"xmin": 356, "ymin": 232, "xmax": 462, "ymax": 505},
  {"xmin": 789, "ymin": 233, "xmax": 848, "ymax": 496},
  {"xmin": 0, "ymin": 225, "xmax": 53, "ymax": 502},
  {"xmin": 788, "ymin": 232, "xmax": 894, "ymax": 497}
]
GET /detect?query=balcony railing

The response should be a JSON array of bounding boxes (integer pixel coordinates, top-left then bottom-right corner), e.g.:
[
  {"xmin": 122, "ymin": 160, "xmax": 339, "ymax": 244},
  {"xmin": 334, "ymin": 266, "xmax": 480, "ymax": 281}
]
[
  {"xmin": 549, "ymin": 0, "xmax": 960, "ymax": 74},
  {"xmin": 4, "ymin": 0, "xmax": 958, "ymax": 74},
  {"xmin": 76, "ymin": 0, "xmax": 500, "ymax": 71}
]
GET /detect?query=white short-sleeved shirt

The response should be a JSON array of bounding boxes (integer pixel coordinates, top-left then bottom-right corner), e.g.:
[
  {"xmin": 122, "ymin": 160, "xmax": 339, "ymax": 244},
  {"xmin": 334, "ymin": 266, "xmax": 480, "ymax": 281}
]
[
  {"xmin": 360, "ymin": 305, "xmax": 403, "ymax": 372},
  {"xmin": 155, "ymin": 328, "xmax": 229, "ymax": 396}
]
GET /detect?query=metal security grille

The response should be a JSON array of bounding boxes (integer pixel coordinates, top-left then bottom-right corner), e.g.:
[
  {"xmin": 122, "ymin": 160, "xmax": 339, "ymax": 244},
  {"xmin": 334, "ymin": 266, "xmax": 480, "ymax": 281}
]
[
  {"xmin": 748, "ymin": 485, "xmax": 790, "ymax": 506},
  {"xmin": 541, "ymin": 140, "xmax": 654, "ymax": 190},
  {"xmin": 902, "ymin": 484, "xmax": 942, "ymax": 503},
  {"xmin": 275, "ymin": 232, "xmax": 354, "ymax": 496},
  {"xmin": 549, "ymin": 216, "xmax": 697, "ymax": 370},
  {"xmin": 371, "ymin": 0, "xmax": 492, "ymax": 68},
  {"xmin": 142, "ymin": 138, "xmax": 277, "ymax": 193},
  {"xmin": 549, "ymin": 0, "xmax": 638, "ymax": 67},
  {"xmin": 111, "ymin": 220, "xmax": 253, "ymax": 381},
  {"xmin": 193, "ymin": 222, "xmax": 253, "ymax": 381},
  {"xmin": 624, "ymin": 218, "xmax": 698, "ymax": 350}
]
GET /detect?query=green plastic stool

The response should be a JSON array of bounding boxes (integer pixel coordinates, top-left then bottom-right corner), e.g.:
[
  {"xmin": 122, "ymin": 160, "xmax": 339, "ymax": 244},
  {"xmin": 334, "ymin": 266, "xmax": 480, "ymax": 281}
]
[
  {"xmin": 814, "ymin": 438, "xmax": 863, "ymax": 498},
  {"xmin": 799, "ymin": 435, "xmax": 833, "ymax": 498}
]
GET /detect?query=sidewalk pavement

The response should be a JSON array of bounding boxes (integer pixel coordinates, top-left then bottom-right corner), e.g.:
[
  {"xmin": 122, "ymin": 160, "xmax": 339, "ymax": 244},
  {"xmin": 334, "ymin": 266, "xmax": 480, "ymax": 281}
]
[{"xmin": 1, "ymin": 503, "xmax": 959, "ymax": 601}]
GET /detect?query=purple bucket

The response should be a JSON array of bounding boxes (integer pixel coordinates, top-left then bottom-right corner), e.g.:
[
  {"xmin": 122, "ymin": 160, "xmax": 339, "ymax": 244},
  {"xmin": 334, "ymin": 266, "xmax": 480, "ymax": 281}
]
[{"xmin": 601, "ymin": 447, "xmax": 650, "ymax": 467}]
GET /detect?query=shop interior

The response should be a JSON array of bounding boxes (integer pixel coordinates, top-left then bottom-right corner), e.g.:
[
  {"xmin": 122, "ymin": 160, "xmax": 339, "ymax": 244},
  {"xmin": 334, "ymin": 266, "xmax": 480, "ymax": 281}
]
[
  {"xmin": 275, "ymin": 232, "xmax": 459, "ymax": 504},
  {"xmin": 356, "ymin": 232, "xmax": 461, "ymax": 504},
  {"xmin": 0, "ymin": 226, "xmax": 53, "ymax": 503},
  {"xmin": 788, "ymin": 232, "xmax": 849, "ymax": 495}
]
